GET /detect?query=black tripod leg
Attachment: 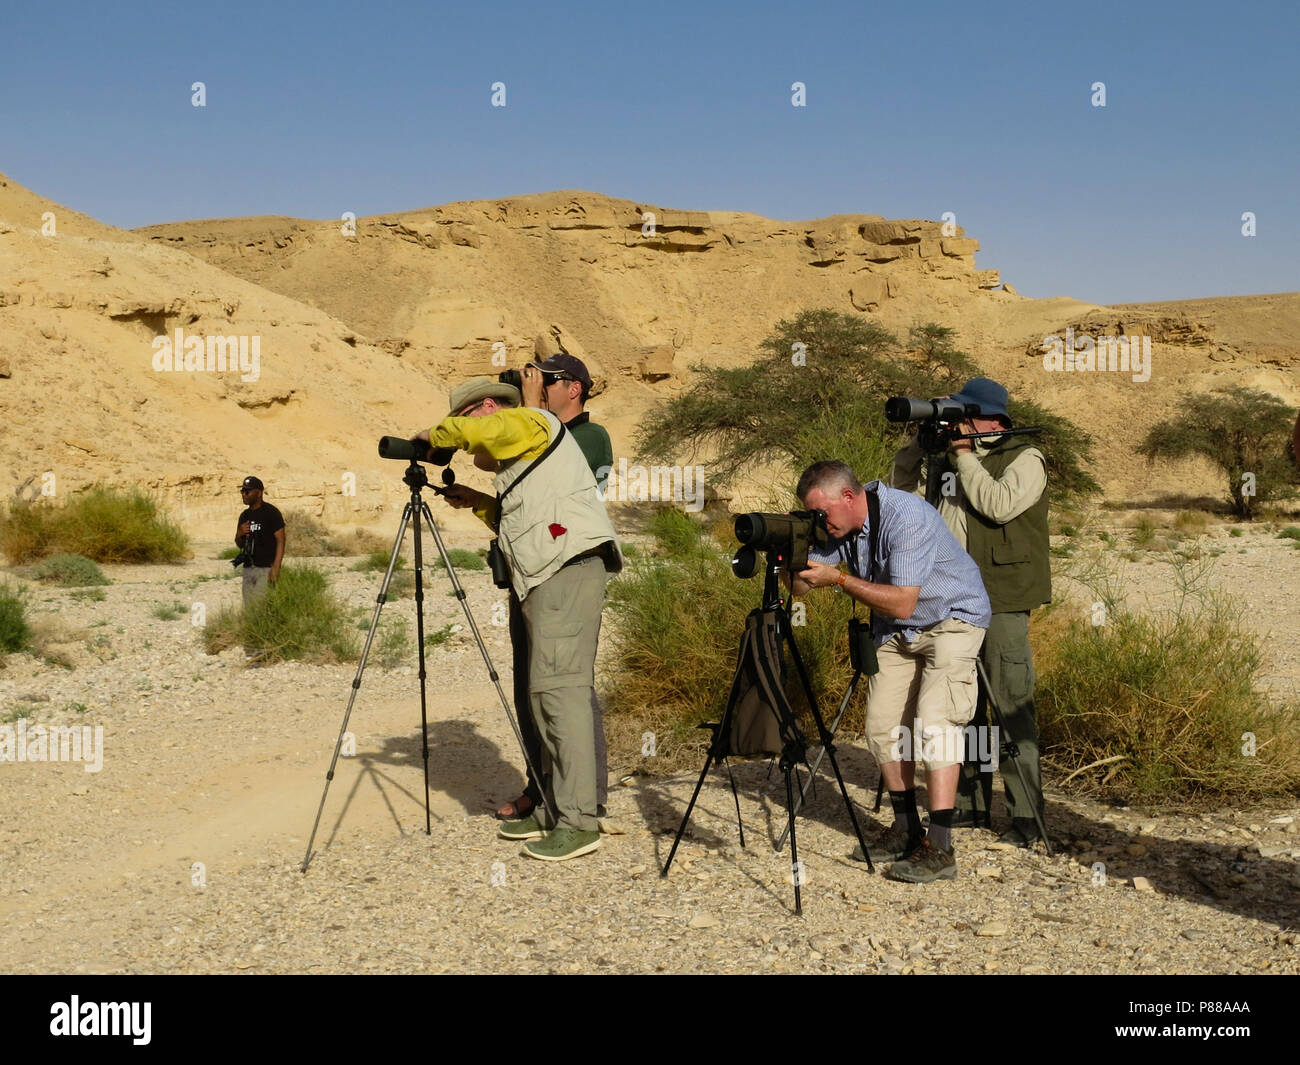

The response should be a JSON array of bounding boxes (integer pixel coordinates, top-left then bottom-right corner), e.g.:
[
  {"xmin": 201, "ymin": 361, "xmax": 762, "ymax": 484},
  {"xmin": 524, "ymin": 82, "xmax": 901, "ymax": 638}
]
[
  {"xmin": 776, "ymin": 670, "xmax": 860, "ymax": 850},
  {"xmin": 725, "ymin": 760, "xmax": 745, "ymax": 850},
  {"xmin": 784, "ymin": 762, "xmax": 802, "ymax": 916},
  {"xmin": 303, "ymin": 504, "xmax": 415, "ymax": 872},
  {"xmin": 411, "ymin": 492, "xmax": 432, "ymax": 835},
  {"xmin": 786, "ymin": 627, "xmax": 875, "ymax": 873},
  {"xmin": 873, "ymin": 775, "xmax": 884, "ymax": 813},
  {"xmin": 976, "ymin": 659, "xmax": 1053, "ymax": 857},
  {"xmin": 662, "ymin": 742, "xmax": 719, "ymax": 877},
  {"xmin": 665, "ymin": 618, "xmax": 758, "ymax": 876}
]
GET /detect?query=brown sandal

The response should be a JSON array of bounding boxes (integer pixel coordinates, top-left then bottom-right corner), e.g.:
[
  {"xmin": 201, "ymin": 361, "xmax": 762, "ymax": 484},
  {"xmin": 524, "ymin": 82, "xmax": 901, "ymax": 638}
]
[{"xmin": 495, "ymin": 794, "xmax": 535, "ymax": 820}]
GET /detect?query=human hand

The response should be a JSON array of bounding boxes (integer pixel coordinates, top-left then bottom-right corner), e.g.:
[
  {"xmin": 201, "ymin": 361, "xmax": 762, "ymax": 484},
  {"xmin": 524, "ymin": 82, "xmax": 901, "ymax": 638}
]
[
  {"xmin": 949, "ymin": 420, "xmax": 975, "ymax": 454},
  {"xmin": 442, "ymin": 484, "xmax": 483, "ymax": 510},
  {"xmin": 521, "ymin": 365, "xmax": 545, "ymax": 409},
  {"xmin": 796, "ymin": 562, "xmax": 843, "ymax": 589}
]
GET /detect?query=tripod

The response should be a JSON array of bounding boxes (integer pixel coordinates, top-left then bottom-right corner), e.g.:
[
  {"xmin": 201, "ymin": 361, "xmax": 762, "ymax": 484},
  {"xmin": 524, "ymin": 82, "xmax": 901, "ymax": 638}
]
[
  {"xmin": 775, "ymin": 620, "xmax": 875, "ymax": 851},
  {"xmin": 301, "ymin": 458, "xmax": 551, "ymax": 872},
  {"xmin": 661, "ymin": 553, "xmax": 876, "ymax": 915}
]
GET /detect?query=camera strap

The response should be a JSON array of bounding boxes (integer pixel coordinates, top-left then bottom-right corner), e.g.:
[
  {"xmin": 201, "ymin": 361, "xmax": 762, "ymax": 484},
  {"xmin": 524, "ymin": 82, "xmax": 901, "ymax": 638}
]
[
  {"xmin": 846, "ymin": 485, "xmax": 881, "ymax": 623},
  {"xmin": 491, "ymin": 421, "xmax": 567, "ymax": 532}
]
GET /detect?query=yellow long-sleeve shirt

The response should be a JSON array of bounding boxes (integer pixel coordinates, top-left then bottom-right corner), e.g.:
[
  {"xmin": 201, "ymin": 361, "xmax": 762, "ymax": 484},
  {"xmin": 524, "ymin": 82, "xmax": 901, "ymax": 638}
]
[{"xmin": 428, "ymin": 408, "xmax": 553, "ymax": 528}]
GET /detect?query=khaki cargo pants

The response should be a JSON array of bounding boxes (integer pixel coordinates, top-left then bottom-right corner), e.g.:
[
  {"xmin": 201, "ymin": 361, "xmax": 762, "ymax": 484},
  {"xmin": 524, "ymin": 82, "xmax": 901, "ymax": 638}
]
[
  {"xmin": 865, "ymin": 618, "xmax": 985, "ymax": 772},
  {"xmin": 520, "ymin": 556, "xmax": 609, "ymax": 833}
]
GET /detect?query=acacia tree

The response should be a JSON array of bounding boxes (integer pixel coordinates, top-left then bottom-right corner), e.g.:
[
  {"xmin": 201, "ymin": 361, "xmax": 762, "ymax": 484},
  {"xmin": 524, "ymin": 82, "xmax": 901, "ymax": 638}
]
[
  {"xmin": 1138, "ymin": 386, "xmax": 1300, "ymax": 518},
  {"xmin": 635, "ymin": 309, "xmax": 1097, "ymax": 504}
]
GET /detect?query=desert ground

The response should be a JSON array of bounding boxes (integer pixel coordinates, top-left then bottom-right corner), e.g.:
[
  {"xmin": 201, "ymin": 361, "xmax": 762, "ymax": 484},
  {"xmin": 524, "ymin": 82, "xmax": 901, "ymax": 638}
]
[{"xmin": 1, "ymin": 520, "xmax": 1296, "ymax": 976}]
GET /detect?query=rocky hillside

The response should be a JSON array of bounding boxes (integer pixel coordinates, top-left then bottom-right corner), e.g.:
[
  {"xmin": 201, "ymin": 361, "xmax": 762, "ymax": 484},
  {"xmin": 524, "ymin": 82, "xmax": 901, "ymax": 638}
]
[{"xmin": 3, "ymin": 171, "xmax": 1298, "ymax": 538}]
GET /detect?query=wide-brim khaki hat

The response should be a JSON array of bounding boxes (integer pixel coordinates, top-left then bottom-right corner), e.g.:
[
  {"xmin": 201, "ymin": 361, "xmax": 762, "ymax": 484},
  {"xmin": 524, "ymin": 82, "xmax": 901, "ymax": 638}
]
[{"xmin": 448, "ymin": 377, "xmax": 521, "ymax": 415}]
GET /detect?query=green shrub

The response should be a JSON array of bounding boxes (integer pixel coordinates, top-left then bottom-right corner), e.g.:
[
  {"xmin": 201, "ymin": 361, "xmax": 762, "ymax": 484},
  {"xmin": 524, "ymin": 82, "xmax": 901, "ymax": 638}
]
[
  {"xmin": 352, "ymin": 551, "xmax": 405, "ymax": 573},
  {"xmin": 33, "ymin": 554, "xmax": 109, "ymax": 587},
  {"xmin": 1174, "ymin": 510, "xmax": 1209, "ymax": 535},
  {"xmin": 216, "ymin": 547, "xmax": 241, "ymax": 560},
  {"xmin": 1277, "ymin": 526, "xmax": 1300, "ymax": 542},
  {"xmin": 1131, "ymin": 516, "xmax": 1156, "ymax": 547},
  {"xmin": 0, "ymin": 582, "xmax": 32, "ymax": 656},
  {"xmin": 152, "ymin": 601, "xmax": 188, "ymax": 621},
  {"xmin": 646, "ymin": 508, "xmax": 707, "ymax": 556},
  {"xmin": 434, "ymin": 548, "xmax": 486, "ymax": 571},
  {"xmin": 375, "ymin": 615, "xmax": 413, "ymax": 668},
  {"xmin": 1, "ymin": 488, "xmax": 188, "ymax": 564},
  {"xmin": 1229, "ymin": 527, "xmax": 1244, "ymax": 538},
  {"xmin": 285, "ymin": 512, "xmax": 347, "ymax": 556},
  {"xmin": 70, "ymin": 587, "xmax": 107, "ymax": 602},
  {"xmin": 1038, "ymin": 591, "xmax": 1300, "ymax": 802},
  {"xmin": 202, "ymin": 565, "xmax": 357, "ymax": 665}
]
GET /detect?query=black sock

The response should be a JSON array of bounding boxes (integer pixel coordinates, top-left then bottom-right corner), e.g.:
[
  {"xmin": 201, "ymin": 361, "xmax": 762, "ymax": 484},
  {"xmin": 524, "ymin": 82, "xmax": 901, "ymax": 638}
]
[
  {"xmin": 889, "ymin": 789, "xmax": 922, "ymax": 839},
  {"xmin": 928, "ymin": 809, "xmax": 954, "ymax": 853}
]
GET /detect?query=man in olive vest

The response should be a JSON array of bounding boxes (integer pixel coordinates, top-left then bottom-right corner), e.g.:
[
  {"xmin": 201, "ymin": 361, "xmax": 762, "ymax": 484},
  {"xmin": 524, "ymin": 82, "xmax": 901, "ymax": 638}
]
[
  {"xmin": 413, "ymin": 377, "xmax": 622, "ymax": 861},
  {"xmin": 892, "ymin": 378, "xmax": 1050, "ymax": 847}
]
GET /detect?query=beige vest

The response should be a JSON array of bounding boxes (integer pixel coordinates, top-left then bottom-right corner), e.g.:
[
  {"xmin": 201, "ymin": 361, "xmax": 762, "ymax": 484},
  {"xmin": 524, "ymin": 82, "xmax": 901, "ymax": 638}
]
[{"xmin": 494, "ymin": 410, "xmax": 622, "ymax": 600}]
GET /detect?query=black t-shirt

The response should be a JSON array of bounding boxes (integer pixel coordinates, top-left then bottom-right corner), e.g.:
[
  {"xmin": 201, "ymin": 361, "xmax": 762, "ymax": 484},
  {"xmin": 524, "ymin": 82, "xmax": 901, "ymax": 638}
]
[{"xmin": 237, "ymin": 503, "xmax": 285, "ymax": 567}]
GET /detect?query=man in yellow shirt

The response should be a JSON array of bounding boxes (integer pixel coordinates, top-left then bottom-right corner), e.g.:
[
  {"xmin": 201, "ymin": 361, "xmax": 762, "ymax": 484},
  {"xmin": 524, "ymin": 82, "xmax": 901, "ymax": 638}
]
[{"xmin": 414, "ymin": 377, "xmax": 621, "ymax": 861}]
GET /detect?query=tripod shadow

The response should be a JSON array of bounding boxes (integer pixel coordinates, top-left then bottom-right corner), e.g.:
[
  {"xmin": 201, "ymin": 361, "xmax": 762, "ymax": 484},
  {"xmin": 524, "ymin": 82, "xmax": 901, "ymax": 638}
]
[
  {"xmin": 316, "ymin": 719, "xmax": 524, "ymax": 852},
  {"xmin": 634, "ymin": 772, "xmax": 798, "ymax": 911}
]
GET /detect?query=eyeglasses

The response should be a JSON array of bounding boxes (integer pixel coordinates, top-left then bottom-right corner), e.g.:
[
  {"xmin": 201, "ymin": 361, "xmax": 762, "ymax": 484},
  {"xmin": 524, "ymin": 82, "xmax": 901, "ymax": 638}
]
[
  {"xmin": 457, "ymin": 400, "xmax": 488, "ymax": 417},
  {"xmin": 542, "ymin": 373, "xmax": 576, "ymax": 385}
]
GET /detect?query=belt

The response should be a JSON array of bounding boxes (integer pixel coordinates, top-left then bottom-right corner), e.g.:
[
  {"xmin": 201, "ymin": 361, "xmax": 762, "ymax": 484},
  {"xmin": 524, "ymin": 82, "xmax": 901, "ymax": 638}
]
[{"xmin": 560, "ymin": 545, "xmax": 608, "ymax": 570}]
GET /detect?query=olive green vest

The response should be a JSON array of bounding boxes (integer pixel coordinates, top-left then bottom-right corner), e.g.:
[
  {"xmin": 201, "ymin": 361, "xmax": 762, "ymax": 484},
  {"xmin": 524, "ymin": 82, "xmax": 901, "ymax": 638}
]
[{"xmin": 942, "ymin": 436, "xmax": 1051, "ymax": 613}]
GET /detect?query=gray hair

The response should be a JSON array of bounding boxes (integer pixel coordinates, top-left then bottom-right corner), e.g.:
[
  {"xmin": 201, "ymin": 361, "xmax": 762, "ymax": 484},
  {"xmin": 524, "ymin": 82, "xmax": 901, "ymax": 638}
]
[{"xmin": 796, "ymin": 460, "xmax": 861, "ymax": 501}]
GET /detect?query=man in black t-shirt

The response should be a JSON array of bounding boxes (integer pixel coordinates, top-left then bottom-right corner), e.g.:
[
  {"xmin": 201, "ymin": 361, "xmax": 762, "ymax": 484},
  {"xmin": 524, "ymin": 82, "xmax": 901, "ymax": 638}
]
[{"xmin": 235, "ymin": 475, "xmax": 285, "ymax": 607}]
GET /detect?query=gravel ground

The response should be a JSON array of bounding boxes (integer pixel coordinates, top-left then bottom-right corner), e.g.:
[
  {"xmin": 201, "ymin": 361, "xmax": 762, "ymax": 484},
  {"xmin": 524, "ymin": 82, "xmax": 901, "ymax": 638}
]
[{"xmin": 1, "ymin": 528, "xmax": 1298, "ymax": 975}]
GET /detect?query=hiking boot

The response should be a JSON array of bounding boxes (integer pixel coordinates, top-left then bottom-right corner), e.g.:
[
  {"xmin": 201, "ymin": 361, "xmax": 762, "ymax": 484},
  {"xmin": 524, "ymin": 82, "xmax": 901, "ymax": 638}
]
[
  {"xmin": 998, "ymin": 819, "xmax": 1043, "ymax": 848},
  {"xmin": 522, "ymin": 827, "xmax": 601, "ymax": 862},
  {"xmin": 497, "ymin": 815, "xmax": 546, "ymax": 841},
  {"xmin": 850, "ymin": 822, "xmax": 921, "ymax": 863},
  {"xmin": 886, "ymin": 839, "xmax": 957, "ymax": 883}
]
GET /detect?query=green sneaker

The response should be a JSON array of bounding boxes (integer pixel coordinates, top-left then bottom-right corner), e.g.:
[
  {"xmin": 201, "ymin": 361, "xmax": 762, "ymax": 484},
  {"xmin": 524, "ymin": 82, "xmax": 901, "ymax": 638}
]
[
  {"xmin": 522, "ymin": 827, "xmax": 601, "ymax": 862},
  {"xmin": 498, "ymin": 815, "xmax": 546, "ymax": 841}
]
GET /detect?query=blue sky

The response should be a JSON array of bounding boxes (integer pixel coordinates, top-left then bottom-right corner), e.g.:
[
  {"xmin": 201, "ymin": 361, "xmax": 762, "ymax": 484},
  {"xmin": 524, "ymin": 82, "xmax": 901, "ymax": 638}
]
[{"xmin": 3, "ymin": 0, "xmax": 1296, "ymax": 304}]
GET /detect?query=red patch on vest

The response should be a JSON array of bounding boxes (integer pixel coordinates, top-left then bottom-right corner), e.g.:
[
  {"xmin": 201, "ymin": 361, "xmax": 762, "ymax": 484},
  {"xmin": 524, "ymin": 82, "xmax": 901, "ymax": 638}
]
[{"xmin": 548, "ymin": 523, "xmax": 567, "ymax": 539}]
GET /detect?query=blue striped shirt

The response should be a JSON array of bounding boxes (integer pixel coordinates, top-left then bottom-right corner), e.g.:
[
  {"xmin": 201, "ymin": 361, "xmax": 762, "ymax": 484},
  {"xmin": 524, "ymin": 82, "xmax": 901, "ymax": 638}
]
[{"xmin": 807, "ymin": 481, "xmax": 991, "ymax": 644}]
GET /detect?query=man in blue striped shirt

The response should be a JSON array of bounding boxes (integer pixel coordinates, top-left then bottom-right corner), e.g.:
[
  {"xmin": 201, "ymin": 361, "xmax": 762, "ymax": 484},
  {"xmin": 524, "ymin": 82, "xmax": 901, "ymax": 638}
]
[{"xmin": 792, "ymin": 460, "xmax": 991, "ymax": 883}]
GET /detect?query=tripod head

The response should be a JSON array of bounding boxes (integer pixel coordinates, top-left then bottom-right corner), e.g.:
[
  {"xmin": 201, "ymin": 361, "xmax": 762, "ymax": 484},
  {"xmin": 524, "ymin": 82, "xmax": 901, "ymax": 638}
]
[{"xmin": 402, "ymin": 462, "xmax": 456, "ymax": 496}]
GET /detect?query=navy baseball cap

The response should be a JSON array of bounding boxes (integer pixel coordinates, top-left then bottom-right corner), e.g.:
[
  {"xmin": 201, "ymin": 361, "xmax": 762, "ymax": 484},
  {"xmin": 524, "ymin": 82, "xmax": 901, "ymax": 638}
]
[
  {"xmin": 529, "ymin": 353, "xmax": 592, "ymax": 390},
  {"xmin": 949, "ymin": 378, "xmax": 1011, "ymax": 423},
  {"xmin": 241, "ymin": 476, "xmax": 264, "ymax": 491}
]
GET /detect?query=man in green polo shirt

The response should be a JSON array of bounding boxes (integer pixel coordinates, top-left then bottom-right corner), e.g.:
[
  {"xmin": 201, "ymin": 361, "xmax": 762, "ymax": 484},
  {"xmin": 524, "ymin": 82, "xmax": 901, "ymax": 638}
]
[{"xmin": 892, "ymin": 378, "xmax": 1050, "ymax": 847}]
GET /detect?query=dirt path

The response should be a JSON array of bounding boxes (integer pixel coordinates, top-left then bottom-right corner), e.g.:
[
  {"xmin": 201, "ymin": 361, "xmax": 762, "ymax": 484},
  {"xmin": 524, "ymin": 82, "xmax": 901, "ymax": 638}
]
[{"xmin": 1, "ymin": 531, "xmax": 1297, "ymax": 974}]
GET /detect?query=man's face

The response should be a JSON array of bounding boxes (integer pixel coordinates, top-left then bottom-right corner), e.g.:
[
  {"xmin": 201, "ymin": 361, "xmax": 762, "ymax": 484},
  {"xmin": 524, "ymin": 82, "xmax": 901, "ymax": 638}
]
[
  {"xmin": 801, "ymin": 484, "xmax": 863, "ymax": 539},
  {"xmin": 241, "ymin": 486, "xmax": 262, "ymax": 507},
  {"xmin": 542, "ymin": 373, "xmax": 581, "ymax": 409},
  {"xmin": 969, "ymin": 414, "xmax": 1006, "ymax": 436}
]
